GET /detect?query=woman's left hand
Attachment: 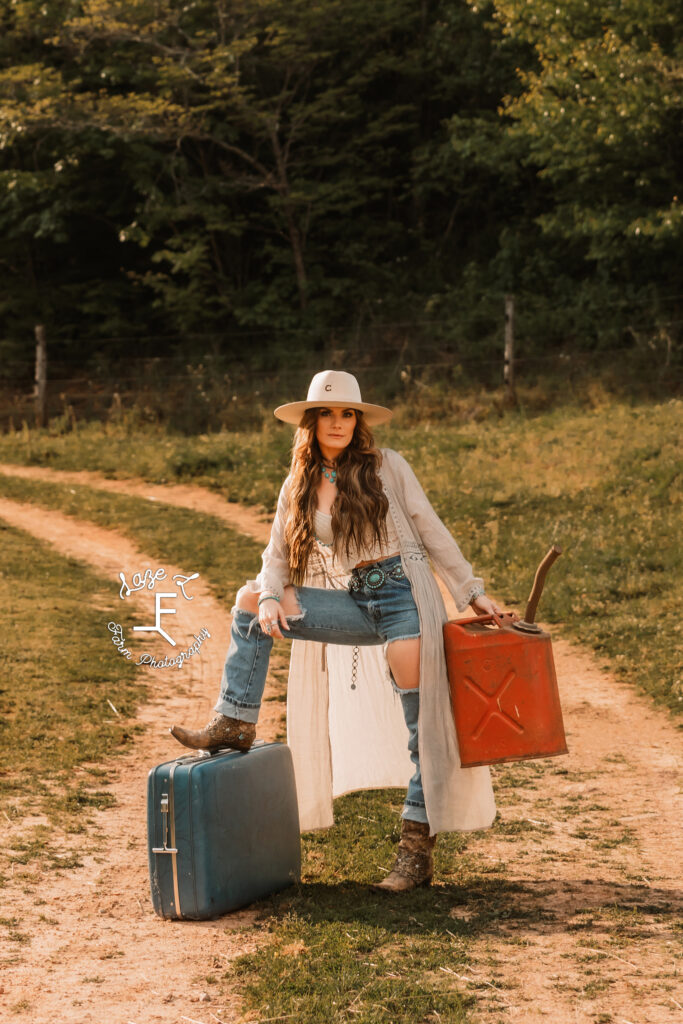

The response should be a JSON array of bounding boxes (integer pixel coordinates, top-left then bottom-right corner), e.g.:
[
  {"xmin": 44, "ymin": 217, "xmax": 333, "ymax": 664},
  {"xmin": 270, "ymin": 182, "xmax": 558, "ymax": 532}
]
[{"xmin": 471, "ymin": 593, "xmax": 504, "ymax": 617}]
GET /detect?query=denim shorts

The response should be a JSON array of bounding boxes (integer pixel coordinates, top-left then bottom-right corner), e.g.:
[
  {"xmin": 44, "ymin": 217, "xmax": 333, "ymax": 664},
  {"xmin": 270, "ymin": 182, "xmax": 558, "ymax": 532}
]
[{"xmin": 281, "ymin": 554, "xmax": 421, "ymax": 647}]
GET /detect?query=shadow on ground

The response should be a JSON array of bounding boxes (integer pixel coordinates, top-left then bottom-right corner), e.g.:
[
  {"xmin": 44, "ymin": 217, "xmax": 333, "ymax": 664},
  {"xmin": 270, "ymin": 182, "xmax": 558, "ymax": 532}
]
[{"xmin": 239, "ymin": 876, "xmax": 682, "ymax": 944}]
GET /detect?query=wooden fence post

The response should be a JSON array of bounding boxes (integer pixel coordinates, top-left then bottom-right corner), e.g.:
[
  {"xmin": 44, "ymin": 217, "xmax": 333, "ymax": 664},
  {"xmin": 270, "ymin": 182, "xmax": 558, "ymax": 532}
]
[
  {"xmin": 504, "ymin": 294, "xmax": 516, "ymax": 403},
  {"xmin": 34, "ymin": 324, "xmax": 47, "ymax": 428}
]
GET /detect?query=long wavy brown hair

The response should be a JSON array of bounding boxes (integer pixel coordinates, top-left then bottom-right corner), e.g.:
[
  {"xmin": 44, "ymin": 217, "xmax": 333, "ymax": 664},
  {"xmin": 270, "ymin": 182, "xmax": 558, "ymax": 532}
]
[{"xmin": 284, "ymin": 408, "xmax": 389, "ymax": 585}]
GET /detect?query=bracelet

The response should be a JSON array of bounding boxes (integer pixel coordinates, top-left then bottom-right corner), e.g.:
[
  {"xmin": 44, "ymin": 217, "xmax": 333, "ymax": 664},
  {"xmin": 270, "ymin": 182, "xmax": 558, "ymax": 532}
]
[{"xmin": 258, "ymin": 593, "xmax": 280, "ymax": 606}]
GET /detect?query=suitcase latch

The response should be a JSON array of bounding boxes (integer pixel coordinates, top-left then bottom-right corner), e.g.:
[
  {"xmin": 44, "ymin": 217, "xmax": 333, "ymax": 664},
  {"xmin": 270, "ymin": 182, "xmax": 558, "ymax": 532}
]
[{"xmin": 152, "ymin": 793, "xmax": 178, "ymax": 854}]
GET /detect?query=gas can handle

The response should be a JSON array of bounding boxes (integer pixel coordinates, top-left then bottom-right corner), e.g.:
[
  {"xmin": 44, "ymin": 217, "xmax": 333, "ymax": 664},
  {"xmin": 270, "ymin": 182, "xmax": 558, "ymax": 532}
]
[{"xmin": 453, "ymin": 612, "xmax": 507, "ymax": 629}]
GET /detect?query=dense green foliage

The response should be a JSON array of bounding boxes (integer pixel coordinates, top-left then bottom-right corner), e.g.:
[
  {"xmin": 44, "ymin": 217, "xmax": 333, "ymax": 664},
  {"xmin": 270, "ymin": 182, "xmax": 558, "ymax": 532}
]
[{"xmin": 0, "ymin": 0, "xmax": 681, "ymax": 376}]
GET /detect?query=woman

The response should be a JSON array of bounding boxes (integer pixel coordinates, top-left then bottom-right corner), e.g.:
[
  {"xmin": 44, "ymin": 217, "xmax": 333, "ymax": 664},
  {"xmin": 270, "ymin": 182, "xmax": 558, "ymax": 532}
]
[{"xmin": 171, "ymin": 370, "xmax": 501, "ymax": 892}]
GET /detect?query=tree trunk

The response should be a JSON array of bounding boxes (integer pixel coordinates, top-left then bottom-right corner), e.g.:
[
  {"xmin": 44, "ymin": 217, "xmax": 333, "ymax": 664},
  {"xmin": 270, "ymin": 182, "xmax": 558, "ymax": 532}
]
[
  {"xmin": 284, "ymin": 208, "xmax": 308, "ymax": 310},
  {"xmin": 34, "ymin": 324, "xmax": 48, "ymax": 429},
  {"xmin": 269, "ymin": 122, "xmax": 308, "ymax": 309}
]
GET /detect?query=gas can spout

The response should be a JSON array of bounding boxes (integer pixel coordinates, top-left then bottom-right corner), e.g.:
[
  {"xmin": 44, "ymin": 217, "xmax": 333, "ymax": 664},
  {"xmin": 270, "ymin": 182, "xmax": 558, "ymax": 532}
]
[{"xmin": 514, "ymin": 545, "xmax": 562, "ymax": 634}]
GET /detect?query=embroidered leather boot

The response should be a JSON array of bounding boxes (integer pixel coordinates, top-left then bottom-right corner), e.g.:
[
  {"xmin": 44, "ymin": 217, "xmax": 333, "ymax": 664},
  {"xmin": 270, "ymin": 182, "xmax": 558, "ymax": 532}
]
[
  {"xmin": 169, "ymin": 714, "xmax": 256, "ymax": 752},
  {"xmin": 371, "ymin": 819, "xmax": 436, "ymax": 893}
]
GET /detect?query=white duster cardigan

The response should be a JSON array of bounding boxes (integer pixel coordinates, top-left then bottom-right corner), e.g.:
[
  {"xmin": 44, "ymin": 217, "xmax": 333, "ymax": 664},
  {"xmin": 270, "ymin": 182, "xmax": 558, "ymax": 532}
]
[{"xmin": 249, "ymin": 447, "xmax": 497, "ymax": 837}]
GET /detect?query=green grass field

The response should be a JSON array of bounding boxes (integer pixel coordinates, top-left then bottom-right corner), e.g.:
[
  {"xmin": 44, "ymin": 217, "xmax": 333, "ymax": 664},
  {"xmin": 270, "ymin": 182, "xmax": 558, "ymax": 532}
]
[{"xmin": 0, "ymin": 394, "xmax": 680, "ymax": 1019}]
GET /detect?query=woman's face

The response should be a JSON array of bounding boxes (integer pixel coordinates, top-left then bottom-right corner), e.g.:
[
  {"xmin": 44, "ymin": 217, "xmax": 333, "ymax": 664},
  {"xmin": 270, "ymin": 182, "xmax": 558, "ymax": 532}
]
[{"xmin": 315, "ymin": 407, "xmax": 357, "ymax": 459}]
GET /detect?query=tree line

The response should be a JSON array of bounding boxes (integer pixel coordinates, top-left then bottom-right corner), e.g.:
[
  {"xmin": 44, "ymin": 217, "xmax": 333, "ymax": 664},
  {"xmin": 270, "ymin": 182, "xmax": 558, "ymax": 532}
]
[{"xmin": 0, "ymin": 0, "xmax": 680, "ymax": 378}]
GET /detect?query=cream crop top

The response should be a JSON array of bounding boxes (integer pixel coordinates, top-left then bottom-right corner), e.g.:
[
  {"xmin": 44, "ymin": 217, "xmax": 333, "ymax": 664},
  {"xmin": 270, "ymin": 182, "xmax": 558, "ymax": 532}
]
[
  {"xmin": 249, "ymin": 448, "xmax": 485, "ymax": 610},
  {"xmin": 313, "ymin": 508, "xmax": 400, "ymax": 570}
]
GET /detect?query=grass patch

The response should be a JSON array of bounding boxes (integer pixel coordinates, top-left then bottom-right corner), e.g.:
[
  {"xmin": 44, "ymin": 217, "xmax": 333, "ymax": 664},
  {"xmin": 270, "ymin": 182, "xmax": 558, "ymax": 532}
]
[
  {"xmin": 0, "ymin": 917, "xmax": 30, "ymax": 944},
  {"xmin": 228, "ymin": 791, "xmax": 484, "ymax": 1023},
  {"xmin": 0, "ymin": 416, "xmax": 293, "ymax": 509},
  {"xmin": 591, "ymin": 833, "xmax": 635, "ymax": 851},
  {"xmin": 490, "ymin": 760, "xmax": 545, "ymax": 791},
  {"xmin": 0, "ymin": 523, "xmax": 145, "ymax": 831},
  {"xmin": 233, "ymin": 917, "xmax": 473, "ymax": 1023},
  {"xmin": 9, "ymin": 999, "xmax": 32, "ymax": 1013}
]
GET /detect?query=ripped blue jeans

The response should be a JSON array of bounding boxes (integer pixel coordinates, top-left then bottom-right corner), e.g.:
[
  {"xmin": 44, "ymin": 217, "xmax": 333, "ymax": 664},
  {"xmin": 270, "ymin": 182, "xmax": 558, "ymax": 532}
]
[{"xmin": 214, "ymin": 555, "xmax": 427, "ymax": 824}]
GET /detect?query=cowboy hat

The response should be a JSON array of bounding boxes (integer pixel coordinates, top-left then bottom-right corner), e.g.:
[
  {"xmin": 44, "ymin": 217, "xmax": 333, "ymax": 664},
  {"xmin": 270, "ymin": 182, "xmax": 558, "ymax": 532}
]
[{"xmin": 274, "ymin": 370, "xmax": 392, "ymax": 426}]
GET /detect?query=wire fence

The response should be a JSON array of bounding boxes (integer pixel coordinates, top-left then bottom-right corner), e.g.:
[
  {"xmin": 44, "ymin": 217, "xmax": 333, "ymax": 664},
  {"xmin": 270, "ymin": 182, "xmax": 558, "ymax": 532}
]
[
  {"xmin": 1, "ymin": 298, "xmax": 681, "ymax": 432},
  {"xmin": 1, "ymin": 347, "xmax": 680, "ymax": 436}
]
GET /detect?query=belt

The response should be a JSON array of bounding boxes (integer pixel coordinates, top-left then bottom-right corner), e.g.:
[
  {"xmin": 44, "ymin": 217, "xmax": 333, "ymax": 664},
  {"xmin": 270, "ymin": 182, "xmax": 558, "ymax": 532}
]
[{"xmin": 348, "ymin": 561, "xmax": 407, "ymax": 592}]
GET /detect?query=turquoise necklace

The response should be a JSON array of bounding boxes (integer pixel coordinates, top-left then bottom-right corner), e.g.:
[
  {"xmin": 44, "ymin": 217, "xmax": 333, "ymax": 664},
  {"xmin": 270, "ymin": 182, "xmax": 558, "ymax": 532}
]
[
  {"xmin": 321, "ymin": 462, "xmax": 337, "ymax": 485},
  {"xmin": 317, "ymin": 462, "xmax": 336, "ymax": 546}
]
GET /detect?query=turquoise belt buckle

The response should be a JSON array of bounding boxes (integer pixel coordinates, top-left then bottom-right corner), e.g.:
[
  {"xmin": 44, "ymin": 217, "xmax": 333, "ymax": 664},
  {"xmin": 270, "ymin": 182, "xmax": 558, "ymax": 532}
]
[{"xmin": 365, "ymin": 567, "xmax": 386, "ymax": 589}]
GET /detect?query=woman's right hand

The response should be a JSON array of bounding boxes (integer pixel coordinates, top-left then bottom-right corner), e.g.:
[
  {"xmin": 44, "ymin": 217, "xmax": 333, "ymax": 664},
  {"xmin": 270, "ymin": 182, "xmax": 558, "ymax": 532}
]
[{"xmin": 258, "ymin": 596, "xmax": 288, "ymax": 639}]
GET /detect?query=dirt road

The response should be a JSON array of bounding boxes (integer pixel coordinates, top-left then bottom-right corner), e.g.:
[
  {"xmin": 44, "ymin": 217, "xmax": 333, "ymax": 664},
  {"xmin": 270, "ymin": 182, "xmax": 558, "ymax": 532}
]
[{"xmin": 0, "ymin": 463, "xmax": 680, "ymax": 1024}]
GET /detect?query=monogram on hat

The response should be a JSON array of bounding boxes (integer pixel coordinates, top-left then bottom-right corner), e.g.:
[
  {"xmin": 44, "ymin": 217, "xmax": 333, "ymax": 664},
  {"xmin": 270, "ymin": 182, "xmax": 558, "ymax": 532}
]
[{"xmin": 274, "ymin": 370, "xmax": 392, "ymax": 426}]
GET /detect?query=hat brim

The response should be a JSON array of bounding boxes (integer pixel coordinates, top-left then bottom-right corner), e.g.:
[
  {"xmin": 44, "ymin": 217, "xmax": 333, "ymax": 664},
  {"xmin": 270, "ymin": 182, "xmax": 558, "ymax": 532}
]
[{"xmin": 274, "ymin": 399, "xmax": 392, "ymax": 426}]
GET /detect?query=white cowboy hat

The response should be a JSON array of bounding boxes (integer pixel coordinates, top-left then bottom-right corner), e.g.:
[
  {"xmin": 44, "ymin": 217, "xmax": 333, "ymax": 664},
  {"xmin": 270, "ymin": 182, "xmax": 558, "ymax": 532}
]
[{"xmin": 274, "ymin": 370, "xmax": 393, "ymax": 426}]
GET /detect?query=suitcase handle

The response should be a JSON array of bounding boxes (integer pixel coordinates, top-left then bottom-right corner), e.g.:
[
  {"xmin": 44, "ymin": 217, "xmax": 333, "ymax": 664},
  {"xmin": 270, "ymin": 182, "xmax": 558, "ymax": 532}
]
[{"xmin": 152, "ymin": 793, "xmax": 178, "ymax": 855}]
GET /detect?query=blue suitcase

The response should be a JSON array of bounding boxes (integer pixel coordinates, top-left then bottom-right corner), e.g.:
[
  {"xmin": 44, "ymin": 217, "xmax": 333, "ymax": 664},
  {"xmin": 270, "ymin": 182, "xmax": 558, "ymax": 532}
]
[{"xmin": 147, "ymin": 740, "xmax": 301, "ymax": 920}]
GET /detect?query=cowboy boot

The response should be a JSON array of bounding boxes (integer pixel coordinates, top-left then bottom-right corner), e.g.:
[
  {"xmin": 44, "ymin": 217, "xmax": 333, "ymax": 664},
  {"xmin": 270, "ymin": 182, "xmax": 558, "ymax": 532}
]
[
  {"xmin": 371, "ymin": 819, "xmax": 436, "ymax": 893},
  {"xmin": 170, "ymin": 714, "xmax": 256, "ymax": 752},
  {"xmin": 170, "ymin": 607, "xmax": 272, "ymax": 751}
]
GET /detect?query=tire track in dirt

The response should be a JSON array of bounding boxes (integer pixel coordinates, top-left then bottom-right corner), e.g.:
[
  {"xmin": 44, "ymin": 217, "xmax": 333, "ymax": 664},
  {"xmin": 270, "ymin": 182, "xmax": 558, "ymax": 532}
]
[
  {"xmin": 0, "ymin": 463, "xmax": 273, "ymax": 544},
  {"xmin": 0, "ymin": 463, "xmax": 682, "ymax": 1024},
  {"xmin": 0, "ymin": 493, "xmax": 283, "ymax": 1024}
]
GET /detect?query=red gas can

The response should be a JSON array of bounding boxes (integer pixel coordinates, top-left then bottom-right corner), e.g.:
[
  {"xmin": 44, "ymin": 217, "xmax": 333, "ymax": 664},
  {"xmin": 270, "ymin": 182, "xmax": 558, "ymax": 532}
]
[{"xmin": 444, "ymin": 614, "xmax": 567, "ymax": 767}]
